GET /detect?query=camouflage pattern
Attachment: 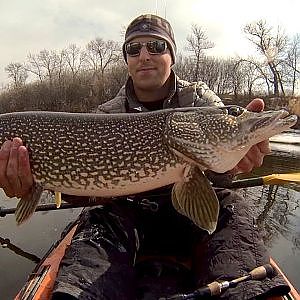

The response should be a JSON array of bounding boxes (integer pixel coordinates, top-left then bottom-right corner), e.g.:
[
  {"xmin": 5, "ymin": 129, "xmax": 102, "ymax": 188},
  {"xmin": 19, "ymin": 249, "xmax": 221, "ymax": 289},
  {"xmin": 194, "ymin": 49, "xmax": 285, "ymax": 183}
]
[{"xmin": 123, "ymin": 14, "xmax": 177, "ymax": 63}]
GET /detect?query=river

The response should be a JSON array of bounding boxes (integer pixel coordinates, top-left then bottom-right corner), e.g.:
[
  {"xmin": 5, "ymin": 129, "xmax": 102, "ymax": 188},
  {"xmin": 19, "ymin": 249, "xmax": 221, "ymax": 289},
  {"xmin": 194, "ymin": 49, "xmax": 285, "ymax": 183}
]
[{"xmin": 0, "ymin": 131, "xmax": 299, "ymax": 299}]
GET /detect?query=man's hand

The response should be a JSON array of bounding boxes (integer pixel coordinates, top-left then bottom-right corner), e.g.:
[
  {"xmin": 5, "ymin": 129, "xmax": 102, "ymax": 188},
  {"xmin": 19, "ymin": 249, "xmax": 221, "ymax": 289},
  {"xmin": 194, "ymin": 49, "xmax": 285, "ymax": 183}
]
[
  {"xmin": 230, "ymin": 98, "xmax": 271, "ymax": 175},
  {"xmin": 0, "ymin": 137, "xmax": 33, "ymax": 198}
]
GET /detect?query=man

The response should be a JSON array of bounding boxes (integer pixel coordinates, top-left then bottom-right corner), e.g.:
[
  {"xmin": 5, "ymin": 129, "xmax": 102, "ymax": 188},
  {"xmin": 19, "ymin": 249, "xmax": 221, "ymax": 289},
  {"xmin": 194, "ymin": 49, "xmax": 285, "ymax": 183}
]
[{"xmin": 0, "ymin": 14, "xmax": 289, "ymax": 299}]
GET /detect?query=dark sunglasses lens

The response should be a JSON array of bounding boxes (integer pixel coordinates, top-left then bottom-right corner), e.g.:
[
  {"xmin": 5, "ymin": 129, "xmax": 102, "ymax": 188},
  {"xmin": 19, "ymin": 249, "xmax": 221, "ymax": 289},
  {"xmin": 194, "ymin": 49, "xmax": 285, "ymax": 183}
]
[
  {"xmin": 126, "ymin": 40, "xmax": 167, "ymax": 56},
  {"xmin": 147, "ymin": 41, "xmax": 167, "ymax": 54},
  {"xmin": 126, "ymin": 43, "xmax": 142, "ymax": 56}
]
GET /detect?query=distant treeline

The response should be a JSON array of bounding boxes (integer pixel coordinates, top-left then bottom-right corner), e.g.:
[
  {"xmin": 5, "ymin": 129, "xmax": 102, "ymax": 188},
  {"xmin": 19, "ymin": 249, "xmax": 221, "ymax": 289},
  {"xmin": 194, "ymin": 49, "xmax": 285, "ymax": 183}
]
[
  {"xmin": 0, "ymin": 62, "xmax": 128, "ymax": 113},
  {"xmin": 0, "ymin": 19, "xmax": 299, "ymax": 115}
]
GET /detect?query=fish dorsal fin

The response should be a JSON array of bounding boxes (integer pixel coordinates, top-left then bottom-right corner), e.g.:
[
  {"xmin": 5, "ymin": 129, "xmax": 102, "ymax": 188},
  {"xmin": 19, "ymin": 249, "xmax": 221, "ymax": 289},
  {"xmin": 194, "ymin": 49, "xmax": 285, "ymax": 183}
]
[{"xmin": 172, "ymin": 165, "xmax": 219, "ymax": 234}]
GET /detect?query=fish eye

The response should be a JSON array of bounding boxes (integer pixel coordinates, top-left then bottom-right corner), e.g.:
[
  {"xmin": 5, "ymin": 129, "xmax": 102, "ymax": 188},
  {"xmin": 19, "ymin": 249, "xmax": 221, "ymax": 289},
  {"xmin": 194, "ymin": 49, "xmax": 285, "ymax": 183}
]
[{"xmin": 222, "ymin": 106, "xmax": 245, "ymax": 117}]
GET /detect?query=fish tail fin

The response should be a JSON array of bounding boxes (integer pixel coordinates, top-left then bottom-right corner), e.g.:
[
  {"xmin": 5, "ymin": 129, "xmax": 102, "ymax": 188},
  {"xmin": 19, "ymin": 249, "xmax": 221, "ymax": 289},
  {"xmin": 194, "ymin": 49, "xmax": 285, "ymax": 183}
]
[{"xmin": 15, "ymin": 183, "xmax": 44, "ymax": 225}]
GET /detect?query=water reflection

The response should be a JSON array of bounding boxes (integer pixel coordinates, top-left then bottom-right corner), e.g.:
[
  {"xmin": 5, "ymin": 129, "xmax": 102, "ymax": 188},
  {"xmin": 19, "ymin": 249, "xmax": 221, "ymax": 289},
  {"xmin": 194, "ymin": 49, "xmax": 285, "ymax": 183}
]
[
  {"xmin": 245, "ymin": 140, "xmax": 300, "ymax": 249},
  {"xmin": 238, "ymin": 140, "xmax": 300, "ymax": 290},
  {"xmin": 239, "ymin": 180, "xmax": 300, "ymax": 289},
  {"xmin": 241, "ymin": 185, "xmax": 299, "ymax": 250},
  {"xmin": 0, "ymin": 235, "xmax": 41, "ymax": 263}
]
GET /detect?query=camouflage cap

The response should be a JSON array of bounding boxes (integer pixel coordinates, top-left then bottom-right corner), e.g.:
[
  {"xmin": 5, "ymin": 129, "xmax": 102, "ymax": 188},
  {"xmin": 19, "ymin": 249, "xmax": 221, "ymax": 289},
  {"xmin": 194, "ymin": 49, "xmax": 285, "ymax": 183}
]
[{"xmin": 123, "ymin": 14, "xmax": 176, "ymax": 64}]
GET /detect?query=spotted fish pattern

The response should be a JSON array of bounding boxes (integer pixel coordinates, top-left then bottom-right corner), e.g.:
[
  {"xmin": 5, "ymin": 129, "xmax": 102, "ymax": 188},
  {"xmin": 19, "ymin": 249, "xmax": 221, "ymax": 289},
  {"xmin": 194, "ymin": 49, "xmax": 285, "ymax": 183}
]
[{"xmin": 0, "ymin": 106, "xmax": 297, "ymax": 232}]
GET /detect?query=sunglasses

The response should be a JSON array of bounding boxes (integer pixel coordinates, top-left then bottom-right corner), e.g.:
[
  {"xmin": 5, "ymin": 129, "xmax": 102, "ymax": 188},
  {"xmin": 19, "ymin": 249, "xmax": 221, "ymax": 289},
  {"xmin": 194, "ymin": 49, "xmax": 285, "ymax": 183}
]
[{"xmin": 125, "ymin": 40, "xmax": 167, "ymax": 57}]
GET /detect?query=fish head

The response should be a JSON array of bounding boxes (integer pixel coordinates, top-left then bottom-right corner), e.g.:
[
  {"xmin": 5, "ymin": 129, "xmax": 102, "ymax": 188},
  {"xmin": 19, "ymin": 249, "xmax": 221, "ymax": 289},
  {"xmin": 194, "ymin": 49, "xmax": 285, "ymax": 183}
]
[
  {"xmin": 233, "ymin": 107, "xmax": 297, "ymax": 145},
  {"xmin": 165, "ymin": 105, "xmax": 297, "ymax": 173}
]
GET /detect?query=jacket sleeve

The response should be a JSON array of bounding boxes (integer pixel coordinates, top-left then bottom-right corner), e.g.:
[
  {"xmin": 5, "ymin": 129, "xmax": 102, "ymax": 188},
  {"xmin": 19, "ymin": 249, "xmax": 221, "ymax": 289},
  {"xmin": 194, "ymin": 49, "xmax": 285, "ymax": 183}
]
[{"xmin": 194, "ymin": 81, "xmax": 224, "ymax": 107}]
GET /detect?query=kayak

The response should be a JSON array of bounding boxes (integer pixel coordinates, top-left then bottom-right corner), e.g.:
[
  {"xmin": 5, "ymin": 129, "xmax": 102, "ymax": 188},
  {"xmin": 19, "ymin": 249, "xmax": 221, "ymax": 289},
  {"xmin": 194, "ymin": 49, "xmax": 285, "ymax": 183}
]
[
  {"xmin": 15, "ymin": 220, "xmax": 300, "ymax": 300},
  {"xmin": 15, "ymin": 222, "xmax": 77, "ymax": 300}
]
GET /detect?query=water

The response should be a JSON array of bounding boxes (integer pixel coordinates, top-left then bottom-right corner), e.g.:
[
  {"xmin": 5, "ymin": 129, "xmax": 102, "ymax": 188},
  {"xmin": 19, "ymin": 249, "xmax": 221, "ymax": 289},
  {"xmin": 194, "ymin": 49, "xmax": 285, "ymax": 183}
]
[
  {"xmin": 237, "ymin": 131, "xmax": 300, "ymax": 292},
  {"xmin": 269, "ymin": 129, "xmax": 300, "ymax": 145},
  {"xmin": 0, "ymin": 195, "xmax": 82, "ymax": 299},
  {"xmin": 0, "ymin": 133, "xmax": 299, "ymax": 299}
]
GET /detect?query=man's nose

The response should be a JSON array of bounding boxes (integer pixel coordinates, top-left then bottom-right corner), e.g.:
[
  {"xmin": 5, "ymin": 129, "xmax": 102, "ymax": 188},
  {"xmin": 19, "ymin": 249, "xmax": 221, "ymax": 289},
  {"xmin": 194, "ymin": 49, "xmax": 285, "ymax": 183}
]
[{"xmin": 138, "ymin": 46, "xmax": 151, "ymax": 60}]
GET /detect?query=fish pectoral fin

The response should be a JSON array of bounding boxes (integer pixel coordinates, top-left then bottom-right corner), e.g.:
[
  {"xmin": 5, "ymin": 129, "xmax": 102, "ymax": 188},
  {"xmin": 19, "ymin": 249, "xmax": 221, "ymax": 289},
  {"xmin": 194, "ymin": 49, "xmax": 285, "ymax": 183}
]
[
  {"xmin": 172, "ymin": 166, "xmax": 219, "ymax": 234},
  {"xmin": 15, "ymin": 182, "xmax": 44, "ymax": 225}
]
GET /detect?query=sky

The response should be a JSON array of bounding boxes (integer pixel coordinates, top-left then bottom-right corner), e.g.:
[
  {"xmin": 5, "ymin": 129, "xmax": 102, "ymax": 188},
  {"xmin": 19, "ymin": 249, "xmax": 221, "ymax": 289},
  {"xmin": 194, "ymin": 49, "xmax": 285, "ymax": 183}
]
[{"xmin": 0, "ymin": 0, "xmax": 299, "ymax": 87}]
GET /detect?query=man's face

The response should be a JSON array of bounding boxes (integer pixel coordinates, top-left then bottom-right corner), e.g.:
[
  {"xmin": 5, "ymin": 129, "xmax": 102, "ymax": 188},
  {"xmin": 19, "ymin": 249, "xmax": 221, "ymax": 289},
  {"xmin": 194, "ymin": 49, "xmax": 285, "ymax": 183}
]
[{"xmin": 126, "ymin": 36, "xmax": 172, "ymax": 92}]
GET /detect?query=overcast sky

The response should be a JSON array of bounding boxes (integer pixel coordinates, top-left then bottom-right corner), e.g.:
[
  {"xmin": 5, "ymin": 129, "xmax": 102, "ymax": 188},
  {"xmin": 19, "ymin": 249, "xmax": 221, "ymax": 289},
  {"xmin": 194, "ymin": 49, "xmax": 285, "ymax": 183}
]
[{"xmin": 0, "ymin": 0, "xmax": 299, "ymax": 86}]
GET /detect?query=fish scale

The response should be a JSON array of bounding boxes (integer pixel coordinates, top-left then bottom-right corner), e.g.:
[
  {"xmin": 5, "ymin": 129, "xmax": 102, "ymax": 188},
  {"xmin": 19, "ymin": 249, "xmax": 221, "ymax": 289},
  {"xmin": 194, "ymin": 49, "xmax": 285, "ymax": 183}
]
[{"xmin": 0, "ymin": 106, "xmax": 297, "ymax": 233}]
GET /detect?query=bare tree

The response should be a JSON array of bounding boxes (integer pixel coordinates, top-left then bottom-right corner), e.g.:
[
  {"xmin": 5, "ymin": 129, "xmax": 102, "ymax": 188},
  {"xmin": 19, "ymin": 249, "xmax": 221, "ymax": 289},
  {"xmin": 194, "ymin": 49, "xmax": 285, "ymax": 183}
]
[
  {"xmin": 186, "ymin": 24, "xmax": 214, "ymax": 81},
  {"xmin": 173, "ymin": 53, "xmax": 195, "ymax": 82},
  {"xmin": 5, "ymin": 62, "xmax": 28, "ymax": 88},
  {"xmin": 198, "ymin": 56, "xmax": 223, "ymax": 92},
  {"xmin": 85, "ymin": 38, "xmax": 121, "ymax": 77},
  {"xmin": 85, "ymin": 38, "xmax": 121, "ymax": 100},
  {"xmin": 54, "ymin": 49, "xmax": 67, "ymax": 84},
  {"xmin": 214, "ymin": 59, "xmax": 232, "ymax": 95},
  {"xmin": 26, "ymin": 53, "xmax": 45, "ymax": 82},
  {"xmin": 26, "ymin": 49, "xmax": 67, "ymax": 86},
  {"xmin": 37, "ymin": 49, "xmax": 60, "ymax": 85},
  {"xmin": 244, "ymin": 19, "xmax": 288, "ymax": 96},
  {"xmin": 64, "ymin": 44, "xmax": 86, "ymax": 81},
  {"xmin": 284, "ymin": 34, "xmax": 300, "ymax": 95},
  {"xmin": 235, "ymin": 58, "xmax": 271, "ymax": 96}
]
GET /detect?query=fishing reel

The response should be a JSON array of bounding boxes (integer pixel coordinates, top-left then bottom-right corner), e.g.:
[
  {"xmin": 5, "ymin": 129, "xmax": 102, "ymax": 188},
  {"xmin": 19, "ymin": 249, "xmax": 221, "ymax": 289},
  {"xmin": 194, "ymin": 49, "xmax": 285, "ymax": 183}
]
[{"xmin": 159, "ymin": 264, "xmax": 275, "ymax": 299}]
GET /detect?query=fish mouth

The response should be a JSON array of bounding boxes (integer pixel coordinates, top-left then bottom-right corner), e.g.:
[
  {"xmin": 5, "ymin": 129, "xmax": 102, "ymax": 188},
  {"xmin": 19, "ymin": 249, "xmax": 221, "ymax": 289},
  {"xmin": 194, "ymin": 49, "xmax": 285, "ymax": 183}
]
[
  {"xmin": 272, "ymin": 110, "xmax": 298, "ymax": 129},
  {"xmin": 251, "ymin": 110, "xmax": 298, "ymax": 131},
  {"xmin": 276, "ymin": 112, "xmax": 298, "ymax": 126}
]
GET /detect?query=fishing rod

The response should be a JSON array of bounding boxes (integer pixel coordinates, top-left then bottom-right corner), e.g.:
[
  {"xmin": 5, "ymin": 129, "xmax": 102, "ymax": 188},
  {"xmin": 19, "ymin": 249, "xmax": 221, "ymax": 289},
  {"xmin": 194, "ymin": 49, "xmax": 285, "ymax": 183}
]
[
  {"xmin": 0, "ymin": 172, "xmax": 299, "ymax": 217},
  {"xmin": 208, "ymin": 171, "xmax": 300, "ymax": 189},
  {"xmin": 225, "ymin": 172, "xmax": 300, "ymax": 189},
  {"xmin": 0, "ymin": 201, "xmax": 95, "ymax": 217},
  {"xmin": 0, "ymin": 192, "xmax": 166, "ymax": 217},
  {"xmin": 160, "ymin": 264, "xmax": 275, "ymax": 299}
]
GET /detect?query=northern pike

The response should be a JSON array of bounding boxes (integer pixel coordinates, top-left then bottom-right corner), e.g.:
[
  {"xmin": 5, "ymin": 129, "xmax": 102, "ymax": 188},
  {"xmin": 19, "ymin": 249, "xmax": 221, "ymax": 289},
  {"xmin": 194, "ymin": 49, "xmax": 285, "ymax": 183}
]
[{"xmin": 0, "ymin": 106, "xmax": 297, "ymax": 233}]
